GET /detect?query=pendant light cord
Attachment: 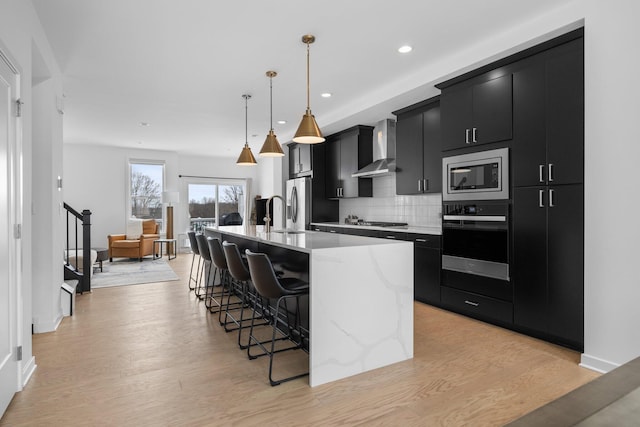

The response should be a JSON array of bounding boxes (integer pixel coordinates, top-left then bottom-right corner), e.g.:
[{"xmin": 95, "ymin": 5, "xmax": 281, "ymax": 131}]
[
  {"xmin": 270, "ymin": 75, "xmax": 274, "ymax": 131},
  {"xmin": 244, "ymin": 95, "xmax": 249, "ymax": 146},
  {"xmin": 306, "ymin": 41, "xmax": 311, "ymax": 112}
]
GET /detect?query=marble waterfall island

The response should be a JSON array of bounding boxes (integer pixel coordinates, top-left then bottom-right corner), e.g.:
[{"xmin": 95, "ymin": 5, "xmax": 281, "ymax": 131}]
[{"xmin": 206, "ymin": 226, "xmax": 414, "ymax": 387}]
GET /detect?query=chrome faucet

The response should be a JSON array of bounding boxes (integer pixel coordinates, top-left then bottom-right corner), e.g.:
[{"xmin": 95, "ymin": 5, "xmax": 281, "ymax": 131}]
[{"xmin": 264, "ymin": 195, "xmax": 285, "ymax": 234}]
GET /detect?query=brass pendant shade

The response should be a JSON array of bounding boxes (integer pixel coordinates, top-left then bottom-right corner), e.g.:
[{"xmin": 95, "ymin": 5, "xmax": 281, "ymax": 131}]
[
  {"xmin": 259, "ymin": 71, "xmax": 285, "ymax": 157},
  {"xmin": 293, "ymin": 34, "xmax": 325, "ymax": 144},
  {"xmin": 237, "ymin": 142, "xmax": 257, "ymax": 165},
  {"xmin": 236, "ymin": 94, "xmax": 257, "ymax": 166}
]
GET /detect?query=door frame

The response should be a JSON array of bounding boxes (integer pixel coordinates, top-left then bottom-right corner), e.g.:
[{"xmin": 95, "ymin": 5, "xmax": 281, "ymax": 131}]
[{"xmin": 0, "ymin": 44, "xmax": 24, "ymax": 416}]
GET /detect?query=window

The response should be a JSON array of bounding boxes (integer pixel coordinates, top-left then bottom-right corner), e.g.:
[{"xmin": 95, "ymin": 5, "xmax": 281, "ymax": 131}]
[
  {"xmin": 129, "ymin": 160, "xmax": 164, "ymax": 229},
  {"xmin": 187, "ymin": 180, "xmax": 246, "ymax": 231}
]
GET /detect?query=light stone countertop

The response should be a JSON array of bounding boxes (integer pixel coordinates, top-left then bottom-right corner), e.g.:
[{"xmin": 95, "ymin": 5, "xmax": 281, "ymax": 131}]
[
  {"xmin": 206, "ymin": 225, "xmax": 410, "ymax": 254},
  {"xmin": 310, "ymin": 222, "xmax": 442, "ymax": 236}
]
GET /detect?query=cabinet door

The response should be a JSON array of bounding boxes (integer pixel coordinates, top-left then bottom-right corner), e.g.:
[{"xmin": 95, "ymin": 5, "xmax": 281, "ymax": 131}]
[
  {"xmin": 298, "ymin": 144, "xmax": 312, "ymax": 175},
  {"xmin": 512, "ymin": 59, "xmax": 547, "ymax": 188},
  {"xmin": 512, "ymin": 186, "xmax": 548, "ymax": 333},
  {"xmin": 441, "ymin": 85, "xmax": 472, "ymax": 151},
  {"xmin": 289, "ymin": 144, "xmax": 300, "ymax": 177},
  {"xmin": 472, "ymin": 74, "xmax": 513, "ymax": 145},
  {"xmin": 325, "ymin": 136, "xmax": 341, "ymax": 198},
  {"xmin": 547, "ymin": 184, "xmax": 583, "ymax": 347},
  {"xmin": 422, "ymin": 104, "xmax": 442, "ymax": 193},
  {"xmin": 340, "ymin": 131, "xmax": 360, "ymax": 198},
  {"xmin": 414, "ymin": 245, "xmax": 440, "ymax": 304},
  {"xmin": 546, "ymin": 39, "xmax": 584, "ymax": 186},
  {"xmin": 396, "ymin": 110, "xmax": 424, "ymax": 195}
]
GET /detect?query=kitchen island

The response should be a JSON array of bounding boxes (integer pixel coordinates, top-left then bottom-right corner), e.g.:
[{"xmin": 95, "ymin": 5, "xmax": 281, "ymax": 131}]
[{"xmin": 205, "ymin": 225, "xmax": 413, "ymax": 387}]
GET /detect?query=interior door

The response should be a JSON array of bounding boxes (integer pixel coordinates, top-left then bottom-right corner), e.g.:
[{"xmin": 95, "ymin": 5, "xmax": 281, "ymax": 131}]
[{"xmin": 0, "ymin": 51, "xmax": 19, "ymax": 416}]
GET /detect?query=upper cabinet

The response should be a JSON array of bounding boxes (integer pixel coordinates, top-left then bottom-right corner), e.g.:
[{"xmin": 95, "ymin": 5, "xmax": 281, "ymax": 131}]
[
  {"xmin": 512, "ymin": 38, "xmax": 584, "ymax": 187},
  {"xmin": 439, "ymin": 72, "xmax": 513, "ymax": 151},
  {"xmin": 393, "ymin": 97, "xmax": 442, "ymax": 195},
  {"xmin": 288, "ymin": 143, "xmax": 312, "ymax": 178},
  {"xmin": 325, "ymin": 125, "xmax": 373, "ymax": 199}
]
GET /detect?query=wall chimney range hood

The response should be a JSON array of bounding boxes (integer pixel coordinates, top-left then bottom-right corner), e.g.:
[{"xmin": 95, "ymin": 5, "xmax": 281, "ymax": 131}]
[{"xmin": 352, "ymin": 119, "xmax": 396, "ymax": 178}]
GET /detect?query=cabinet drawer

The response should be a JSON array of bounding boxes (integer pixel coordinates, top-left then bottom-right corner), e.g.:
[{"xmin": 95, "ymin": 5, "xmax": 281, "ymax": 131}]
[
  {"xmin": 378, "ymin": 231, "xmax": 408, "ymax": 241},
  {"xmin": 406, "ymin": 233, "xmax": 441, "ymax": 249},
  {"xmin": 441, "ymin": 286, "xmax": 513, "ymax": 324}
]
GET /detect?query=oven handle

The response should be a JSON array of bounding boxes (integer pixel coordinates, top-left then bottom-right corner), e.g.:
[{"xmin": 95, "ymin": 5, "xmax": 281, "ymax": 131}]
[{"xmin": 443, "ymin": 215, "xmax": 507, "ymax": 222}]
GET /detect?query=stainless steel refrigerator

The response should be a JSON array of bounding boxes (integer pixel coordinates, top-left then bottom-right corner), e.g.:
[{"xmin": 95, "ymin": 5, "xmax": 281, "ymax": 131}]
[{"xmin": 285, "ymin": 177, "xmax": 311, "ymax": 231}]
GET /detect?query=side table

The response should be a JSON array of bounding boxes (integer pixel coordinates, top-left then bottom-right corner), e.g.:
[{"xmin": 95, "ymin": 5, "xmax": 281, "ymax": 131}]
[
  {"xmin": 93, "ymin": 247, "xmax": 109, "ymax": 272},
  {"xmin": 153, "ymin": 238, "xmax": 177, "ymax": 260}
]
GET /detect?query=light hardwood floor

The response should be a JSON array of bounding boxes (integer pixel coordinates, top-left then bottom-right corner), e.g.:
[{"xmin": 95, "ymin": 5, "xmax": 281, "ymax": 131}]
[{"xmin": 1, "ymin": 254, "xmax": 599, "ymax": 426}]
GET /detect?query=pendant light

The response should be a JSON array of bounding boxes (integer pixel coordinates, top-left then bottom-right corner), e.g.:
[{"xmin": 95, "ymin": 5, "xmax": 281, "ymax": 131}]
[
  {"xmin": 259, "ymin": 71, "xmax": 284, "ymax": 157},
  {"xmin": 293, "ymin": 34, "xmax": 325, "ymax": 144},
  {"xmin": 236, "ymin": 94, "xmax": 257, "ymax": 166}
]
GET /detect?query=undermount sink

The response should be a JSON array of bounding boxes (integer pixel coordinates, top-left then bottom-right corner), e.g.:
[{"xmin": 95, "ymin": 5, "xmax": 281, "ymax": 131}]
[{"xmin": 270, "ymin": 229, "xmax": 306, "ymax": 234}]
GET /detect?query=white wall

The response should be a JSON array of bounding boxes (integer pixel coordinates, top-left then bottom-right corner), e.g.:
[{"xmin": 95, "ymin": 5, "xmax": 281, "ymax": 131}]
[
  {"xmin": 63, "ymin": 145, "xmax": 260, "ymax": 248},
  {"xmin": 580, "ymin": 0, "xmax": 640, "ymax": 372},
  {"xmin": 0, "ymin": 0, "xmax": 63, "ymax": 388}
]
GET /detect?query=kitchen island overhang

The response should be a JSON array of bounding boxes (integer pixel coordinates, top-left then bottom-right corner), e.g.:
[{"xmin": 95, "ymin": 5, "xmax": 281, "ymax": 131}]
[{"xmin": 205, "ymin": 225, "xmax": 414, "ymax": 387}]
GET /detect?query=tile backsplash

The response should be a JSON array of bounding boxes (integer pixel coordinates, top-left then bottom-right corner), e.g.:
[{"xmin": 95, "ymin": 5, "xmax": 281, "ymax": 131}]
[{"xmin": 338, "ymin": 174, "xmax": 442, "ymax": 227}]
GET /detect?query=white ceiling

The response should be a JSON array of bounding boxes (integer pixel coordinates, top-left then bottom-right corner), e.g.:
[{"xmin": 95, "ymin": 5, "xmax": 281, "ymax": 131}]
[{"xmin": 32, "ymin": 0, "xmax": 574, "ymax": 158}]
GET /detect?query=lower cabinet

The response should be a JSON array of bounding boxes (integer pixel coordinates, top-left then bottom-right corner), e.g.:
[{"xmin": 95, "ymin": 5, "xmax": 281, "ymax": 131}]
[
  {"xmin": 441, "ymin": 287, "xmax": 513, "ymax": 324},
  {"xmin": 512, "ymin": 184, "xmax": 584, "ymax": 349}
]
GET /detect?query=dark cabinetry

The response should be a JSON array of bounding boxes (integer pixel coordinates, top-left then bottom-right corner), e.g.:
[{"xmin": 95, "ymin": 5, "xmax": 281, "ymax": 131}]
[
  {"xmin": 325, "ymin": 126, "xmax": 373, "ymax": 199},
  {"xmin": 513, "ymin": 185, "xmax": 584, "ymax": 348},
  {"xmin": 393, "ymin": 97, "xmax": 442, "ymax": 195},
  {"xmin": 439, "ymin": 72, "xmax": 512, "ymax": 151},
  {"xmin": 511, "ymin": 36, "xmax": 584, "ymax": 349},
  {"xmin": 409, "ymin": 234, "xmax": 441, "ymax": 305},
  {"xmin": 288, "ymin": 143, "xmax": 312, "ymax": 178},
  {"xmin": 512, "ymin": 38, "xmax": 584, "ymax": 187}
]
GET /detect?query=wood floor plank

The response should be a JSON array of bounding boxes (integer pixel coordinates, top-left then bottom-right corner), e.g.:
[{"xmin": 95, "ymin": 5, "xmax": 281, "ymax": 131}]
[{"xmin": 0, "ymin": 253, "xmax": 599, "ymax": 426}]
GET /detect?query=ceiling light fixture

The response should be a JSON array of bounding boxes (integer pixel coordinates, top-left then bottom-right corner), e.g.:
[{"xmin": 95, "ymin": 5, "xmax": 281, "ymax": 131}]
[
  {"xmin": 236, "ymin": 94, "xmax": 257, "ymax": 166},
  {"xmin": 259, "ymin": 71, "xmax": 284, "ymax": 157},
  {"xmin": 293, "ymin": 34, "xmax": 324, "ymax": 144},
  {"xmin": 277, "ymin": 120, "xmax": 287, "ymax": 125},
  {"xmin": 398, "ymin": 45, "xmax": 413, "ymax": 53},
  {"xmin": 321, "ymin": 92, "xmax": 332, "ymax": 98}
]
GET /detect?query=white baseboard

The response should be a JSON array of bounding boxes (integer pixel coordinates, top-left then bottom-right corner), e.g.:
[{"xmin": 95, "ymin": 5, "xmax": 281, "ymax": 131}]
[
  {"xmin": 32, "ymin": 313, "xmax": 63, "ymax": 333},
  {"xmin": 22, "ymin": 356, "xmax": 37, "ymax": 387},
  {"xmin": 580, "ymin": 353, "xmax": 620, "ymax": 373}
]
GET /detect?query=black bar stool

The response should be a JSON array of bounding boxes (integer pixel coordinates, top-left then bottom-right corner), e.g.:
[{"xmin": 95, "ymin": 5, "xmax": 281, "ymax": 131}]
[
  {"xmin": 187, "ymin": 231, "xmax": 201, "ymax": 291},
  {"xmin": 207, "ymin": 237, "xmax": 233, "ymax": 316},
  {"xmin": 222, "ymin": 241, "xmax": 265, "ymax": 348},
  {"xmin": 245, "ymin": 249, "xmax": 309, "ymax": 386},
  {"xmin": 195, "ymin": 234, "xmax": 214, "ymax": 301}
]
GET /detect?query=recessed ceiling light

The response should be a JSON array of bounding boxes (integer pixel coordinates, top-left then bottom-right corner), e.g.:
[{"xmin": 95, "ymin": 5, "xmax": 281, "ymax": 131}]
[
  {"xmin": 398, "ymin": 45, "xmax": 413, "ymax": 53},
  {"xmin": 321, "ymin": 93, "xmax": 332, "ymax": 98},
  {"xmin": 139, "ymin": 122, "xmax": 150, "ymax": 127},
  {"xmin": 277, "ymin": 120, "xmax": 287, "ymax": 125}
]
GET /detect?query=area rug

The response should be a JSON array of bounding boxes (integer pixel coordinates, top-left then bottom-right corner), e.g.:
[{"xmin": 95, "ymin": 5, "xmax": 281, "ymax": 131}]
[{"xmin": 91, "ymin": 258, "xmax": 179, "ymax": 288}]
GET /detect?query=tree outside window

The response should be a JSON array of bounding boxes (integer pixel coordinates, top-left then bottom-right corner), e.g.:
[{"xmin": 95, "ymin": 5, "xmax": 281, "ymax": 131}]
[{"xmin": 130, "ymin": 162, "xmax": 164, "ymax": 226}]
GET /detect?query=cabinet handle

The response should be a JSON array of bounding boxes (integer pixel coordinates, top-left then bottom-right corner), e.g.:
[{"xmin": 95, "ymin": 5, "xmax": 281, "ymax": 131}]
[
  {"xmin": 539, "ymin": 165, "xmax": 545, "ymax": 183},
  {"xmin": 418, "ymin": 180, "xmax": 421, "ymax": 192},
  {"xmin": 329, "ymin": 230, "xmax": 336, "ymax": 233},
  {"xmin": 465, "ymin": 128, "xmax": 470, "ymax": 144},
  {"xmin": 424, "ymin": 179, "xmax": 428, "ymax": 191},
  {"xmin": 548, "ymin": 164, "xmax": 554, "ymax": 182},
  {"xmin": 416, "ymin": 238, "xmax": 427, "ymax": 243},
  {"xmin": 472, "ymin": 127, "xmax": 477, "ymax": 143},
  {"xmin": 539, "ymin": 189, "xmax": 545, "ymax": 208},
  {"xmin": 464, "ymin": 300, "xmax": 479, "ymax": 307},
  {"xmin": 385, "ymin": 235, "xmax": 396, "ymax": 239},
  {"xmin": 549, "ymin": 189, "xmax": 555, "ymax": 208}
]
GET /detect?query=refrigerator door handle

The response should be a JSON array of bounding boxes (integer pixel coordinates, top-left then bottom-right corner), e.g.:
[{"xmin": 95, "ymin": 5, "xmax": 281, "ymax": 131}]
[{"xmin": 291, "ymin": 185, "xmax": 298, "ymax": 224}]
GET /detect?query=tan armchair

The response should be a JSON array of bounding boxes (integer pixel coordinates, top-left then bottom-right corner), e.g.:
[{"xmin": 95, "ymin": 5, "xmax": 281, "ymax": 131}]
[{"xmin": 108, "ymin": 219, "xmax": 160, "ymax": 261}]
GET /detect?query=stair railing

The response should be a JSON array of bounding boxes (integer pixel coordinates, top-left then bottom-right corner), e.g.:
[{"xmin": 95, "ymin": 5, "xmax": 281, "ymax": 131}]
[{"xmin": 63, "ymin": 203, "xmax": 92, "ymax": 293}]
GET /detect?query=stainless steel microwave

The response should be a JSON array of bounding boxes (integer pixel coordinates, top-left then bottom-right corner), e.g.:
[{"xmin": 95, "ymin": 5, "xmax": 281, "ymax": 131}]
[{"xmin": 442, "ymin": 147, "xmax": 509, "ymax": 201}]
